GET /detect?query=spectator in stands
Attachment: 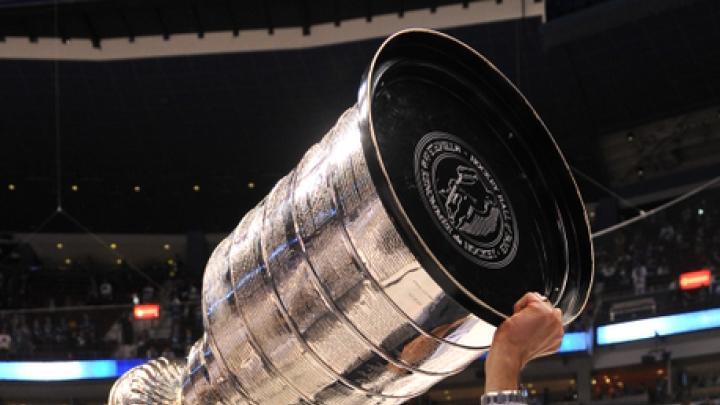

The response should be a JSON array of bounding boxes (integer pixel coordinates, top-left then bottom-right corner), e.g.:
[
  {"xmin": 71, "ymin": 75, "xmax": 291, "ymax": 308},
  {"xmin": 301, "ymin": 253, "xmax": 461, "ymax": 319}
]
[
  {"xmin": 184, "ymin": 328, "xmax": 194, "ymax": 353},
  {"xmin": 55, "ymin": 316, "xmax": 69, "ymax": 348},
  {"xmin": 142, "ymin": 284, "xmax": 155, "ymax": 303},
  {"xmin": 0, "ymin": 271, "xmax": 5, "ymax": 308},
  {"xmin": 161, "ymin": 346, "xmax": 175, "ymax": 360},
  {"xmin": 659, "ymin": 222, "xmax": 674, "ymax": 242},
  {"xmin": 31, "ymin": 318, "xmax": 41, "ymax": 343},
  {"xmin": 87, "ymin": 277, "xmax": 99, "ymax": 305},
  {"xmin": 0, "ymin": 330, "xmax": 11, "ymax": 358},
  {"xmin": 187, "ymin": 285, "xmax": 199, "ymax": 302},
  {"xmin": 135, "ymin": 330, "xmax": 149, "ymax": 358},
  {"xmin": 12, "ymin": 319, "xmax": 34, "ymax": 357},
  {"xmin": 100, "ymin": 279, "xmax": 113, "ymax": 303},
  {"xmin": 80, "ymin": 313, "xmax": 95, "ymax": 346},
  {"xmin": 171, "ymin": 324, "xmax": 184, "ymax": 356},
  {"xmin": 42, "ymin": 316, "xmax": 53, "ymax": 344},
  {"xmin": 121, "ymin": 311, "xmax": 134, "ymax": 345},
  {"xmin": 632, "ymin": 261, "xmax": 647, "ymax": 295}
]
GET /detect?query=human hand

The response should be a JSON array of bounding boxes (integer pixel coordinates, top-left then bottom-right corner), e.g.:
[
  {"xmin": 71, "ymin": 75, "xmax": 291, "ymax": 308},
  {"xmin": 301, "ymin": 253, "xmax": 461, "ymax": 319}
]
[{"xmin": 484, "ymin": 292, "xmax": 564, "ymax": 392}]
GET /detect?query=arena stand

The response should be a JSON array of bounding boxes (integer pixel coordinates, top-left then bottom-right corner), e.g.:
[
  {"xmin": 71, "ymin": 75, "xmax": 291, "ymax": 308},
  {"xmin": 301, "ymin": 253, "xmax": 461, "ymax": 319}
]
[
  {"xmin": 1, "ymin": 185, "xmax": 719, "ymax": 404},
  {"xmin": 0, "ymin": 244, "xmax": 203, "ymax": 362}
]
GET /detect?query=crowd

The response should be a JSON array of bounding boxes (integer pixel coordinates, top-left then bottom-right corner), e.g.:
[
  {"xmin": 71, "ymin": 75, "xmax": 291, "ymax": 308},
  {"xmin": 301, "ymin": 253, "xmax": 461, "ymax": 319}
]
[
  {"xmin": 0, "ymin": 237, "xmax": 203, "ymax": 360},
  {"xmin": 0, "ymin": 279, "xmax": 203, "ymax": 361},
  {"xmin": 1, "ymin": 189, "xmax": 719, "ymax": 360},
  {"xmin": 592, "ymin": 190, "xmax": 720, "ymax": 320}
]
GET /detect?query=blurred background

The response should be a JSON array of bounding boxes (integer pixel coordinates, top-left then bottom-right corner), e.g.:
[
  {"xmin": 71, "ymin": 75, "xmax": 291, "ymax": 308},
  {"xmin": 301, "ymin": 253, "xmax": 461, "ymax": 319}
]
[{"xmin": 1, "ymin": 0, "xmax": 720, "ymax": 404}]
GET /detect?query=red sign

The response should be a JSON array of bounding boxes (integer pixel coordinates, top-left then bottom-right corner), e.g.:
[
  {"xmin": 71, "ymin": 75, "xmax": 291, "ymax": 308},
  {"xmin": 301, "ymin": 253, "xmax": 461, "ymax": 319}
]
[
  {"xmin": 680, "ymin": 269, "xmax": 711, "ymax": 290},
  {"xmin": 133, "ymin": 304, "xmax": 160, "ymax": 320}
]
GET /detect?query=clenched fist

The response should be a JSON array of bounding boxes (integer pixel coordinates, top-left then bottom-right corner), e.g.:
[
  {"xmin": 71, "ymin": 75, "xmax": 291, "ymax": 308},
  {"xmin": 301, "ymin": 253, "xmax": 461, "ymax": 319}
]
[{"xmin": 484, "ymin": 292, "xmax": 564, "ymax": 392}]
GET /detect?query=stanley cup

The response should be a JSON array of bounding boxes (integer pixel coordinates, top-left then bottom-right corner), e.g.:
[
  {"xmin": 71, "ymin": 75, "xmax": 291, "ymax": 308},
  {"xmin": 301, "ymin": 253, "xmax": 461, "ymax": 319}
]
[{"xmin": 109, "ymin": 29, "xmax": 594, "ymax": 405}]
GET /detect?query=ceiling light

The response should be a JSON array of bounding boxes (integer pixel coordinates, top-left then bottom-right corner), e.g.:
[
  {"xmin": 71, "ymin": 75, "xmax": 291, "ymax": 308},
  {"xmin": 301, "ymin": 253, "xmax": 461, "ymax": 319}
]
[
  {"xmin": 247, "ymin": 181, "xmax": 255, "ymax": 189},
  {"xmin": 110, "ymin": 243, "xmax": 118, "ymax": 250},
  {"xmin": 56, "ymin": 242, "xmax": 64, "ymax": 250},
  {"xmin": 71, "ymin": 184, "xmax": 78, "ymax": 192},
  {"xmin": 133, "ymin": 185, "xmax": 141, "ymax": 192},
  {"xmin": 193, "ymin": 184, "xmax": 200, "ymax": 192},
  {"xmin": 8, "ymin": 184, "xmax": 15, "ymax": 191},
  {"xmin": 64, "ymin": 258, "xmax": 72, "ymax": 265},
  {"xmin": 116, "ymin": 258, "xmax": 123, "ymax": 265},
  {"xmin": 167, "ymin": 259, "xmax": 175, "ymax": 265},
  {"xmin": 163, "ymin": 244, "xmax": 171, "ymax": 250}
]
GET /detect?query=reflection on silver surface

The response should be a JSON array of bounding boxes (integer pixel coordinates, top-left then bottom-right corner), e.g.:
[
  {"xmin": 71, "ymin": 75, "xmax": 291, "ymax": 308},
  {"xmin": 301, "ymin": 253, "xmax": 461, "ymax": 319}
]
[
  {"xmin": 188, "ymin": 106, "xmax": 494, "ymax": 404},
  {"xmin": 110, "ymin": 30, "xmax": 500, "ymax": 405}
]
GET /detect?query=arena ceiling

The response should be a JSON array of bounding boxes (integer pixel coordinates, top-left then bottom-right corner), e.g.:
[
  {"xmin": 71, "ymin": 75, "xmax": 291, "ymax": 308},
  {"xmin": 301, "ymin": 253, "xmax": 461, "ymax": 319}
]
[
  {"xmin": 2, "ymin": 0, "xmax": 720, "ymax": 234},
  {"xmin": 0, "ymin": 0, "xmax": 494, "ymax": 44}
]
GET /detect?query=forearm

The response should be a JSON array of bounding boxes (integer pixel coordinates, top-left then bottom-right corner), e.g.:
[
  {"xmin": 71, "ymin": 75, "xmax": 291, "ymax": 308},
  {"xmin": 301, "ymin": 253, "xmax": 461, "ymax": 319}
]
[{"xmin": 484, "ymin": 345, "xmax": 523, "ymax": 392}]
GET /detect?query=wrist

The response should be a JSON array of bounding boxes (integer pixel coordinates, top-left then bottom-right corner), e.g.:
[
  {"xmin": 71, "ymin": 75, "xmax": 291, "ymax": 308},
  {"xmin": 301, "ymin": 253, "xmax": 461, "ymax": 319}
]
[
  {"xmin": 481, "ymin": 389, "xmax": 529, "ymax": 404},
  {"xmin": 485, "ymin": 345, "xmax": 524, "ymax": 392}
]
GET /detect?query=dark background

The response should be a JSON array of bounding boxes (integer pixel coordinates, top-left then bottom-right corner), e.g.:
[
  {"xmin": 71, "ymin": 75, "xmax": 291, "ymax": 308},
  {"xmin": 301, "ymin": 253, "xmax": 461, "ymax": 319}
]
[{"xmin": 2, "ymin": 0, "xmax": 719, "ymax": 233}]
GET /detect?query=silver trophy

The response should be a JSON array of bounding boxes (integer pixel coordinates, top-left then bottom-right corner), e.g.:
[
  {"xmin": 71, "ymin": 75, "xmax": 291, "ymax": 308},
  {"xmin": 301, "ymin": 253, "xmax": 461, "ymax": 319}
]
[{"xmin": 110, "ymin": 29, "xmax": 593, "ymax": 405}]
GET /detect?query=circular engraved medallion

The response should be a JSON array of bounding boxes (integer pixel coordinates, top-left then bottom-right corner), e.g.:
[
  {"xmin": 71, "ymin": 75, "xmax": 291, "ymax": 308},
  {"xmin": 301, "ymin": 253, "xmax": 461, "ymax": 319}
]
[{"xmin": 414, "ymin": 132, "xmax": 518, "ymax": 268}]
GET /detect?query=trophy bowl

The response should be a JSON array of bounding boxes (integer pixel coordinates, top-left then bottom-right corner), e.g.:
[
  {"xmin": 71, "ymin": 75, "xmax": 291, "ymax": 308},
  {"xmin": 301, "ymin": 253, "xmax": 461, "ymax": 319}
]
[{"xmin": 110, "ymin": 28, "xmax": 593, "ymax": 405}]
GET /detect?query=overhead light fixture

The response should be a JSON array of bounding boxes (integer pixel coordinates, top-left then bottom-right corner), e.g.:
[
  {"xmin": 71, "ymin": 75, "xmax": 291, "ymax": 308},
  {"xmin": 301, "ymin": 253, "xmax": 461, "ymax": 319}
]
[
  {"xmin": 163, "ymin": 244, "xmax": 171, "ymax": 250},
  {"xmin": 247, "ymin": 181, "xmax": 255, "ymax": 189},
  {"xmin": 193, "ymin": 184, "xmax": 200, "ymax": 192},
  {"xmin": 8, "ymin": 184, "xmax": 15, "ymax": 191},
  {"xmin": 64, "ymin": 258, "xmax": 72, "ymax": 265},
  {"xmin": 116, "ymin": 258, "xmax": 123, "ymax": 265},
  {"xmin": 56, "ymin": 242, "xmax": 64, "ymax": 250},
  {"xmin": 71, "ymin": 184, "xmax": 79, "ymax": 192},
  {"xmin": 167, "ymin": 259, "xmax": 175, "ymax": 265},
  {"xmin": 133, "ymin": 185, "xmax": 141, "ymax": 192},
  {"xmin": 110, "ymin": 243, "xmax": 118, "ymax": 250}
]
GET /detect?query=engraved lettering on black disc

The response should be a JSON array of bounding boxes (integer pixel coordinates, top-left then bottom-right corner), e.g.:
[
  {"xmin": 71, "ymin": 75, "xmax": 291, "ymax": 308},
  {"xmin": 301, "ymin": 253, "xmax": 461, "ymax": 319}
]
[{"xmin": 414, "ymin": 132, "xmax": 518, "ymax": 269}]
